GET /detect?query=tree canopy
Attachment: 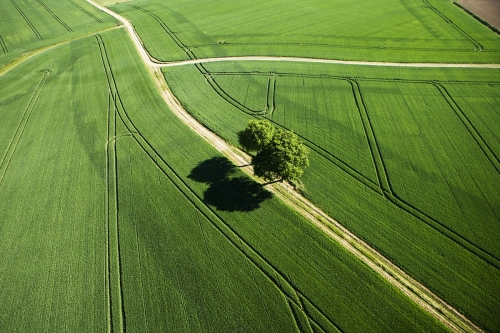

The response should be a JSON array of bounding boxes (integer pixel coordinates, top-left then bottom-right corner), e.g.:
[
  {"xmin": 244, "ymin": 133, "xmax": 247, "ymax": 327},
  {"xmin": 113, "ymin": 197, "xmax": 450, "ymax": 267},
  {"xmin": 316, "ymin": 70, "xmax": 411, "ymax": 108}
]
[
  {"xmin": 238, "ymin": 120, "xmax": 309, "ymax": 182},
  {"xmin": 237, "ymin": 119, "xmax": 275, "ymax": 153}
]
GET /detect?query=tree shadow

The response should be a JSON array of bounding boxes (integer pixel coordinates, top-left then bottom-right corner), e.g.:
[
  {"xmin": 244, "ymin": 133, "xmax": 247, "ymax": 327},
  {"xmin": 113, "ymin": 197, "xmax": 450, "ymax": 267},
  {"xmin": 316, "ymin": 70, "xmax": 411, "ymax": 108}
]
[{"xmin": 188, "ymin": 157, "xmax": 272, "ymax": 212}]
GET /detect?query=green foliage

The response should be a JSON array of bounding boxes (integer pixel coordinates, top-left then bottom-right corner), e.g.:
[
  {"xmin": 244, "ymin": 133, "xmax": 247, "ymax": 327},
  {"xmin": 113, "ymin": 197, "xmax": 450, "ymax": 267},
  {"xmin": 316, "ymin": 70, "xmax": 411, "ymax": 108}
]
[
  {"xmin": 253, "ymin": 128, "xmax": 309, "ymax": 182},
  {"xmin": 238, "ymin": 120, "xmax": 310, "ymax": 182},
  {"xmin": 237, "ymin": 119, "xmax": 274, "ymax": 153}
]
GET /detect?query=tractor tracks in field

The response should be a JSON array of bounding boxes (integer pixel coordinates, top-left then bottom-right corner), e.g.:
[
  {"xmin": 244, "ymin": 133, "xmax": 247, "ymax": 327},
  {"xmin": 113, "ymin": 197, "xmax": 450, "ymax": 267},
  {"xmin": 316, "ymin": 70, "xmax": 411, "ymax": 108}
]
[
  {"xmin": 85, "ymin": 1, "xmax": 490, "ymax": 331},
  {"xmin": 0, "ymin": 35, "xmax": 8, "ymax": 54},
  {"xmin": 202, "ymin": 68, "xmax": 500, "ymax": 271},
  {"xmin": 10, "ymin": 0, "xmax": 42, "ymax": 39},
  {"xmin": 94, "ymin": 31, "xmax": 343, "ymax": 333},
  {"xmin": 155, "ymin": 56, "xmax": 500, "ymax": 69},
  {"xmin": 34, "ymin": 0, "xmax": 73, "ymax": 33},
  {"xmin": 96, "ymin": 34, "xmax": 125, "ymax": 333},
  {"xmin": 67, "ymin": 0, "xmax": 103, "ymax": 24},
  {"xmin": 0, "ymin": 70, "xmax": 49, "ymax": 187}
]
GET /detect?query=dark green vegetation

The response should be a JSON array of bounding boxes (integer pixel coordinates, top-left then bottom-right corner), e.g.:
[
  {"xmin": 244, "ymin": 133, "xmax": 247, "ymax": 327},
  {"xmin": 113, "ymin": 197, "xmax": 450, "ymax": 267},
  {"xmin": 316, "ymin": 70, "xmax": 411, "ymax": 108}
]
[
  {"xmin": 0, "ymin": 6, "xmax": 451, "ymax": 333},
  {"xmin": 111, "ymin": 0, "xmax": 500, "ymax": 63},
  {"xmin": 238, "ymin": 120, "xmax": 310, "ymax": 182}
]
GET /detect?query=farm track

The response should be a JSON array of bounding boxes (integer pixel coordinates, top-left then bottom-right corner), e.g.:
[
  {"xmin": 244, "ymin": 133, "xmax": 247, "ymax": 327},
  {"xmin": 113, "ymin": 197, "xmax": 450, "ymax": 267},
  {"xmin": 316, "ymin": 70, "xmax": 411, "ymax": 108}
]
[
  {"xmin": 432, "ymin": 82, "xmax": 500, "ymax": 174},
  {"xmin": 85, "ymin": 0, "xmax": 491, "ymax": 331},
  {"xmin": 96, "ymin": 34, "xmax": 125, "ymax": 333},
  {"xmin": 0, "ymin": 70, "xmax": 49, "ymax": 187},
  {"xmin": 34, "ymin": 0, "xmax": 73, "ymax": 32},
  {"xmin": 9, "ymin": 0, "xmax": 43, "ymax": 39}
]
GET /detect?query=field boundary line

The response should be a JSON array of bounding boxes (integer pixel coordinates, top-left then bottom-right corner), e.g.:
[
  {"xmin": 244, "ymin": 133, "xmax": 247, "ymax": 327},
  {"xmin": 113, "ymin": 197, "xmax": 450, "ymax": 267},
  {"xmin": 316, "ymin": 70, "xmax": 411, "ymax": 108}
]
[
  {"xmin": 0, "ymin": 70, "xmax": 49, "ymax": 187},
  {"xmin": 34, "ymin": 0, "xmax": 73, "ymax": 32},
  {"xmin": 85, "ymin": 1, "xmax": 487, "ymax": 331},
  {"xmin": 9, "ymin": 0, "xmax": 43, "ymax": 39}
]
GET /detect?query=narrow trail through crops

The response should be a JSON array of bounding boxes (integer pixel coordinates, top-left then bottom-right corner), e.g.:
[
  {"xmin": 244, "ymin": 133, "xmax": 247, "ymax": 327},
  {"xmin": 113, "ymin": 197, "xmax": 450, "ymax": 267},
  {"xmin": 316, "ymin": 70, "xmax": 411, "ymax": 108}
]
[
  {"xmin": 156, "ymin": 56, "xmax": 500, "ymax": 69},
  {"xmin": 86, "ymin": 1, "xmax": 485, "ymax": 332}
]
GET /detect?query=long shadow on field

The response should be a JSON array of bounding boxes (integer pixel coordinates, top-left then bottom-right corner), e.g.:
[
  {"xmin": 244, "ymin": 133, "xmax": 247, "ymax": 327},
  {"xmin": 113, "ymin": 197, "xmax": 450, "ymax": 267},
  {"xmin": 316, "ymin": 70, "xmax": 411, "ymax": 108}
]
[{"xmin": 188, "ymin": 156, "xmax": 272, "ymax": 212}]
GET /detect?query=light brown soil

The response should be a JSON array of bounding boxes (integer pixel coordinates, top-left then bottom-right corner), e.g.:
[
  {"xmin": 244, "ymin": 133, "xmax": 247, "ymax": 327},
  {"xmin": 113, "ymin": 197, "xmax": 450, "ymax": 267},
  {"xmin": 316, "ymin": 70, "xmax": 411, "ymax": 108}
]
[{"xmin": 458, "ymin": 0, "xmax": 500, "ymax": 29}]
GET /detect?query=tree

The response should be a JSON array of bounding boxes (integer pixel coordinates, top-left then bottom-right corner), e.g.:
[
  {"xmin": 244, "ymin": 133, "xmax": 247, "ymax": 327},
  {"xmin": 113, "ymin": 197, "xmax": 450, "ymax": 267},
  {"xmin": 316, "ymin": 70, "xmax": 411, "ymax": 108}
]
[
  {"xmin": 237, "ymin": 119, "xmax": 274, "ymax": 153},
  {"xmin": 238, "ymin": 120, "xmax": 309, "ymax": 183}
]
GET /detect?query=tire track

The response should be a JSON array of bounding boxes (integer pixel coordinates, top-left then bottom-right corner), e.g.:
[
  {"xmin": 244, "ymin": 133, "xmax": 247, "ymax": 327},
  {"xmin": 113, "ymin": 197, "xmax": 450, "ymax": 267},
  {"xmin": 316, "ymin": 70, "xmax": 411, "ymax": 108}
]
[
  {"xmin": 349, "ymin": 79, "xmax": 392, "ymax": 196},
  {"xmin": 0, "ymin": 35, "xmax": 8, "ymax": 54},
  {"xmin": 0, "ymin": 70, "xmax": 49, "ymax": 187},
  {"xmin": 422, "ymin": 0, "xmax": 483, "ymax": 51},
  {"xmin": 431, "ymin": 81, "xmax": 500, "ymax": 174},
  {"xmin": 9, "ymin": 0, "xmax": 42, "ymax": 39},
  {"xmin": 68, "ymin": 0, "xmax": 103, "ymax": 23},
  {"xmin": 97, "ymin": 34, "xmax": 125, "ymax": 333},
  {"xmin": 128, "ymin": 142, "xmax": 149, "ymax": 333},
  {"xmin": 265, "ymin": 72, "xmax": 276, "ymax": 115},
  {"xmin": 35, "ymin": 0, "xmax": 73, "ymax": 32},
  {"xmin": 129, "ymin": 5, "xmax": 195, "ymax": 60}
]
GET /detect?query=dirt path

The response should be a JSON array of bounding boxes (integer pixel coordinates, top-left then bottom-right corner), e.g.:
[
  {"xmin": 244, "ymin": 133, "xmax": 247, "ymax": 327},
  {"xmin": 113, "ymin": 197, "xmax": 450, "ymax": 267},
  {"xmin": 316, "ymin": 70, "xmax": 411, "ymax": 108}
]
[
  {"xmin": 156, "ymin": 56, "xmax": 500, "ymax": 69},
  {"xmin": 86, "ymin": 1, "xmax": 485, "ymax": 332}
]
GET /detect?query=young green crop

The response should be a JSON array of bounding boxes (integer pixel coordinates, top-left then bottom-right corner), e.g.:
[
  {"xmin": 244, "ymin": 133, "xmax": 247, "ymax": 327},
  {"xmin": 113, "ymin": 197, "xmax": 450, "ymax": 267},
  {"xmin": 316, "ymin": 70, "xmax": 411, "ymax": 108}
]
[{"xmin": 163, "ymin": 60, "xmax": 500, "ymax": 331}]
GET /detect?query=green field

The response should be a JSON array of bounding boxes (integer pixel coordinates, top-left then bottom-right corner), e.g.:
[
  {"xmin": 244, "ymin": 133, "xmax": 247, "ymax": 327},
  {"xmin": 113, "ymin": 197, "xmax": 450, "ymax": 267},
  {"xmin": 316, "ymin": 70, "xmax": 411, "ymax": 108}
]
[
  {"xmin": 163, "ymin": 60, "xmax": 500, "ymax": 331},
  {"xmin": 1, "ymin": 0, "xmax": 499, "ymax": 332},
  {"xmin": 110, "ymin": 0, "xmax": 500, "ymax": 63}
]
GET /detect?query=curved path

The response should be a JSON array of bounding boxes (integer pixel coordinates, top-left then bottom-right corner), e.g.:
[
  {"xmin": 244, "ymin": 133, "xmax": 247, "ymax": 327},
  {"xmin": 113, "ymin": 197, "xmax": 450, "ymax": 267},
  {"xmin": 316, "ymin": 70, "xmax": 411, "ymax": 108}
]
[{"xmin": 86, "ymin": 1, "xmax": 485, "ymax": 332}]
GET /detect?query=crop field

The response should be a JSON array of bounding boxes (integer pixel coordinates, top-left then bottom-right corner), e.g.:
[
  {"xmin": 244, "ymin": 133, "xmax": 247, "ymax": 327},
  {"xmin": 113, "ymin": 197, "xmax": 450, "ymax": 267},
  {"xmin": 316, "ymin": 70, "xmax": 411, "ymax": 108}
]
[
  {"xmin": 0, "ymin": 0, "xmax": 117, "ymax": 67},
  {"xmin": 111, "ymin": 0, "xmax": 500, "ymax": 63},
  {"xmin": 162, "ymin": 60, "xmax": 500, "ymax": 331},
  {"xmin": 1, "ymin": 0, "xmax": 499, "ymax": 332},
  {"xmin": 0, "ymin": 17, "xmax": 453, "ymax": 333}
]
